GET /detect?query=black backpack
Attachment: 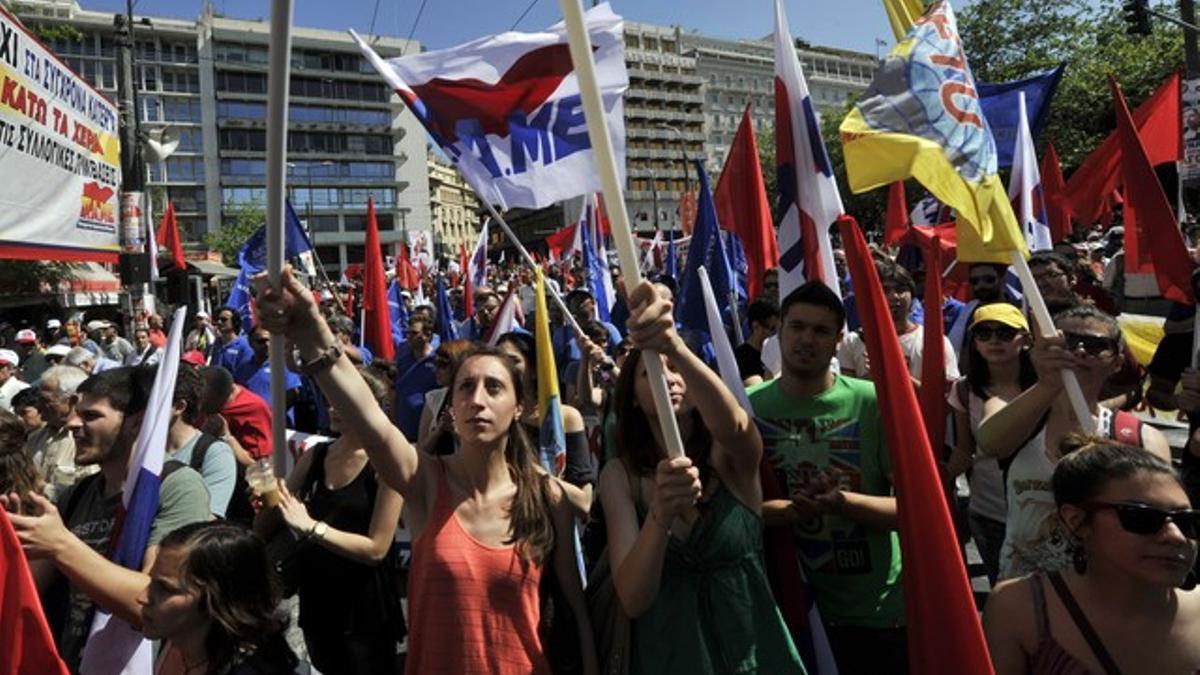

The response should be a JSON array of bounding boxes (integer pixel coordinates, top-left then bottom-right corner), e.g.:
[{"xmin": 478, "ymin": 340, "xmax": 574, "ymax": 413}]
[{"xmin": 177, "ymin": 432, "xmax": 256, "ymax": 525}]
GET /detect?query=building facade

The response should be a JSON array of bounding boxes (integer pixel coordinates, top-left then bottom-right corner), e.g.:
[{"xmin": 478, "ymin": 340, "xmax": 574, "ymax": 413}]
[
  {"xmin": 683, "ymin": 33, "xmax": 877, "ymax": 172},
  {"xmin": 7, "ymin": 0, "xmax": 430, "ymax": 275},
  {"xmin": 428, "ymin": 151, "xmax": 480, "ymax": 258}
]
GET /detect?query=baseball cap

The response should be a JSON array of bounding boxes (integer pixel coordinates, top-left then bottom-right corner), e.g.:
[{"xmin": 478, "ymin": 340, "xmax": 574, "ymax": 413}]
[
  {"xmin": 45, "ymin": 344, "xmax": 70, "ymax": 358},
  {"xmin": 0, "ymin": 349, "xmax": 18, "ymax": 366},
  {"xmin": 15, "ymin": 329, "xmax": 37, "ymax": 344},
  {"xmin": 970, "ymin": 302, "xmax": 1029, "ymax": 332},
  {"xmin": 86, "ymin": 320, "xmax": 107, "ymax": 332},
  {"xmin": 46, "ymin": 318, "xmax": 62, "ymax": 329},
  {"xmin": 181, "ymin": 350, "xmax": 206, "ymax": 367},
  {"xmin": 195, "ymin": 311, "xmax": 210, "ymax": 319}
]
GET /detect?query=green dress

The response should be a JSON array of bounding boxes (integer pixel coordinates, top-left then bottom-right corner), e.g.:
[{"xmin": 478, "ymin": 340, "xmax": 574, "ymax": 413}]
[{"xmin": 631, "ymin": 480, "xmax": 806, "ymax": 674}]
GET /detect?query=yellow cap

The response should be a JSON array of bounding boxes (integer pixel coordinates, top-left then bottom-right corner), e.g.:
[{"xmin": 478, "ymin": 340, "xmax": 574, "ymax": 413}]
[{"xmin": 970, "ymin": 302, "xmax": 1029, "ymax": 331}]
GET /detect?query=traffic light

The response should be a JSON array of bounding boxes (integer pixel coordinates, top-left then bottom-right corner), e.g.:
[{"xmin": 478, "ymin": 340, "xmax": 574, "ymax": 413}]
[{"xmin": 1123, "ymin": 0, "xmax": 1152, "ymax": 36}]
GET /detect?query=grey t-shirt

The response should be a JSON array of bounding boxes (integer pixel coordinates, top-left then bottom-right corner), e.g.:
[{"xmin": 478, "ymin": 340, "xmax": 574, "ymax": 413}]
[
  {"xmin": 168, "ymin": 430, "xmax": 237, "ymax": 517},
  {"xmin": 50, "ymin": 467, "xmax": 209, "ymax": 671}
]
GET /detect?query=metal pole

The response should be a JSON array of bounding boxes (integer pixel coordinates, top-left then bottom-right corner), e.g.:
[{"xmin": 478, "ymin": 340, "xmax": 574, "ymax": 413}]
[
  {"xmin": 1182, "ymin": 0, "xmax": 1200, "ymax": 74},
  {"xmin": 264, "ymin": 0, "xmax": 294, "ymax": 475}
]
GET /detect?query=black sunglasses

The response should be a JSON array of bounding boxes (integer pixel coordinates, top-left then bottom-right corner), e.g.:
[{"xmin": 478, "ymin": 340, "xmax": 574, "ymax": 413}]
[
  {"xmin": 972, "ymin": 325, "xmax": 1019, "ymax": 342},
  {"xmin": 1086, "ymin": 501, "xmax": 1200, "ymax": 539},
  {"xmin": 969, "ymin": 274, "xmax": 998, "ymax": 285},
  {"xmin": 1063, "ymin": 332, "xmax": 1117, "ymax": 357}
]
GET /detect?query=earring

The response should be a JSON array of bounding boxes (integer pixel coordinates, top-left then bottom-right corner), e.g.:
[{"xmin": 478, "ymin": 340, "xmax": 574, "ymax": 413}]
[{"xmin": 1072, "ymin": 545, "xmax": 1088, "ymax": 575}]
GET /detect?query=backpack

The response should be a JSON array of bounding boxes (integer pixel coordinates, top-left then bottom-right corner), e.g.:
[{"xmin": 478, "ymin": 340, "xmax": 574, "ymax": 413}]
[{"xmin": 177, "ymin": 432, "xmax": 256, "ymax": 524}]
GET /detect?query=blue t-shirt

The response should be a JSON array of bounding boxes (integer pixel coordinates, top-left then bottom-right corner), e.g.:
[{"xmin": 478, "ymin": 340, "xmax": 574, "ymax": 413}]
[
  {"xmin": 211, "ymin": 335, "xmax": 254, "ymax": 375},
  {"xmin": 167, "ymin": 431, "xmax": 237, "ymax": 517},
  {"xmin": 393, "ymin": 354, "xmax": 438, "ymax": 440},
  {"xmin": 236, "ymin": 359, "xmax": 301, "ymax": 425}
]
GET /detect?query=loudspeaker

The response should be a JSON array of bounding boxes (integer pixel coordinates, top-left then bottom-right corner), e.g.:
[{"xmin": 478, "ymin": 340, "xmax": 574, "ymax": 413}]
[{"xmin": 119, "ymin": 253, "xmax": 152, "ymax": 285}]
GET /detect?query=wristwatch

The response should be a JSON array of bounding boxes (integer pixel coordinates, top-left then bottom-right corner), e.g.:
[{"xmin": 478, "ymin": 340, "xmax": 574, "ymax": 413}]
[{"xmin": 311, "ymin": 521, "xmax": 328, "ymax": 540}]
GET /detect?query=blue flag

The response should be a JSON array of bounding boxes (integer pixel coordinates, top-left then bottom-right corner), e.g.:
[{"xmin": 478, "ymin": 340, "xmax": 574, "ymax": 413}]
[
  {"xmin": 979, "ymin": 65, "xmax": 1065, "ymax": 169},
  {"xmin": 726, "ymin": 230, "xmax": 749, "ymax": 302},
  {"xmin": 677, "ymin": 160, "xmax": 735, "ymax": 333},
  {"xmin": 666, "ymin": 230, "xmax": 678, "ymax": 279},
  {"xmin": 224, "ymin": 200, "xmax": 316, "ymax": 332},
  {"xmin": 387, "ymin": 279, "xmax": 409, "ymax": 343},
  {"xmin": 581, "ymin": 208, "xmax": 613, "ymax": 323},
  {"xmin": 435, "ymin": 275, "xmax": 459, "ymax": 343}
]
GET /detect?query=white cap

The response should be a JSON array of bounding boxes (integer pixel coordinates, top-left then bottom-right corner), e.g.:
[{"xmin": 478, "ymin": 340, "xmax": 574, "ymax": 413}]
[
  {"xmin": 195, "ymin": 311, "xmax": 210, "ymax": 319},
  {"xmin": 86, "ymin": 320, "xmax": 107, "ymax": 332},
  {"xmin": 46, "ymin": 344, "xmax": 70, "ymax": 357},
  {"xmin": 15, "ymin": 329, "xmax": 37, "ymax": 344},
  {"xmin": 46, "ymin": 318, "xmax": 62, "ymax": 329},
  {"xmin": 0, "ymin": 349, "xmax": 18, "ymax": 366}
]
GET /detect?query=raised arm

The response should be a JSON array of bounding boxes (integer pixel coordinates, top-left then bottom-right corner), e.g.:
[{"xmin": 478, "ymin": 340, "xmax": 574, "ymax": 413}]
[
  {"xmin": 624, "ymin": 281, "xmax": 761, "ymax": 475},
  {"xmin": 977, "ymin": 332, "xmax": 1074, "ymax": 459},
  {"xmin": 254, "ymin": 268, "xmax": 428, "ymax": 502}
]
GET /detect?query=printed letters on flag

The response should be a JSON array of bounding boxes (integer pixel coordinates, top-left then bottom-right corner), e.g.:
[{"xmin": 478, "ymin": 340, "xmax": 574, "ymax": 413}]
[
  {"xmin": 351, "ymin": 4, "xmax": 628, "ymax": 210},
  {"xmin": 774, "ymin": 0, "xmax": 843, "ymax": 300},
  {"xmin": 840, "ymin": 0, "xmax": 1026, "ymax": 264}
]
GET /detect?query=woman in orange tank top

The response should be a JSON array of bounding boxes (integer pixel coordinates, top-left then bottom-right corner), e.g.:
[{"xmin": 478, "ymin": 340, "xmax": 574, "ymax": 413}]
[{"xmin": 254, "ymin": 267, "xmax": 597, "ymax": 675}]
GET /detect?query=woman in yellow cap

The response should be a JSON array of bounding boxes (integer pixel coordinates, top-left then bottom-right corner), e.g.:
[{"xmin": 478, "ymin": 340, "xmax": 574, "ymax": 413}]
[{"xmin": 946, "ymin": 302, "xmax": 1036, "ymax": 585}]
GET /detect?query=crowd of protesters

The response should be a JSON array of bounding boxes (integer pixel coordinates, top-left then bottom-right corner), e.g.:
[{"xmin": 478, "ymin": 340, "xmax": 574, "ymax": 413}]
[{"xmin": 0, "ymin": 219, "xmax": 1198, "ymax": 675}]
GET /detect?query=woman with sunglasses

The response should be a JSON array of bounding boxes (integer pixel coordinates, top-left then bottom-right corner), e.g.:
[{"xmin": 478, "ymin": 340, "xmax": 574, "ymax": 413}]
[
  {"xmin": 983, "ymin": 439, "xmax": 1200, "ymax": 674},
  {"xmin": 946, "ymin": 302, "xmax": 1038, "ymax": 584},
  {"xmin": 977, "ymin": 305, "xmax": 1170, "ymax": 579}
]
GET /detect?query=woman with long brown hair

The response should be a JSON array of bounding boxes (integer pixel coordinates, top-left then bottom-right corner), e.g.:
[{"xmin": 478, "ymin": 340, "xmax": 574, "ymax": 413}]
[
  {"xmin": 254, "ymin": 267, "xmax": 595, "ymax": 674},
  {"xmin": 599, "ymin": 281, "xmax": 802, "ymax": 674}
]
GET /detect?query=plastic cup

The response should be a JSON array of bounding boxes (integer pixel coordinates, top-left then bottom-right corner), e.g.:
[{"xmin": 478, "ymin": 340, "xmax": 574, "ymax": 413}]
[{"xmin": 246, "ymin": 459, "xmax": 282, "ymax": 508}]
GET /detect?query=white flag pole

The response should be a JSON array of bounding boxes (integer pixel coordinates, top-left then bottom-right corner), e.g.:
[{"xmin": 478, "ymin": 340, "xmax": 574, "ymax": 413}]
[
  {"xmin": 265, "ymin": 0, "xmax": 294, "ymax": 475},
  {"xmin": 1010, "ymin": 252, "xmax": 1095, "ymax": 431},
  {"xmin": 557, "ymin": 0, "xmax": 685, "ymax": 459}
]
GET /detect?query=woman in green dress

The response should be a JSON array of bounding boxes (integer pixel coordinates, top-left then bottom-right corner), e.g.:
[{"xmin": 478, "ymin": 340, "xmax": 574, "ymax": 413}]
[{"xmin": 597, "ymin": 280, "xmax": 805, "ymax": 674}]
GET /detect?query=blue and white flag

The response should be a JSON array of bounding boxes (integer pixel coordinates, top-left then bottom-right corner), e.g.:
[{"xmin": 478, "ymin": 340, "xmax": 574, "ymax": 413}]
[
  {"xmin": 78, "ymin": 307, "xmax": 188, "ymax": 675},
  {"xmin": 470, "ymin": 220, "xmax": 489, "ymax": 290},
  {"xmin": 387, "ymin": 279, "xmax": 410, "ymax": 342},
  {"xmin": 351, "ymin": 4, "xmax": 628, "ymax": 210},
  {"xmin": 979, "ymin": 65, "xmax": 1064, "ymax": 169},
  {"xmin": 581, "ymin": 202, "xmax": 615, "ymax": 323},
  {"xmin": 225, "ymin": 200, "xmax": 314, "ymax": 332},
  {"xmin": 1007, "ymin": 91, "xmax": 1052, "ymax": 252}
]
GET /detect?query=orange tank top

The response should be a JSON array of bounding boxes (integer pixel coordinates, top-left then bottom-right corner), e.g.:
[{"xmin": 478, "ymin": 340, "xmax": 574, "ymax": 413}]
[{"xmin": 406, "ymin": 461, "xmax": 550, "ymax": 674}]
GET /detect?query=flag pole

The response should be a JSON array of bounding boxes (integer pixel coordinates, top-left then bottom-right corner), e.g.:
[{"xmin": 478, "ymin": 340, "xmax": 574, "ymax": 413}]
[
  {"xmin": 264, "ymin": 0, "xmax": 294, "ymax": 475},
  {"xmin": 1010, "ymin": 252, "xmax": 1095, "ymax": 431},
  {"xmin": 557, "ymin": 0, "xmax": 685, "ymax": 459},
  {"xmin": 484, "ymin": 200, "xmax": 588, "ymax": 338}
]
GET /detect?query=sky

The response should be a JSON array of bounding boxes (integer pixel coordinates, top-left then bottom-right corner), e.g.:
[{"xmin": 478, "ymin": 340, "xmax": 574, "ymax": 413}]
[{"xmin": 79, "ymin": 0, "xmax": 926, "ymax": 56}]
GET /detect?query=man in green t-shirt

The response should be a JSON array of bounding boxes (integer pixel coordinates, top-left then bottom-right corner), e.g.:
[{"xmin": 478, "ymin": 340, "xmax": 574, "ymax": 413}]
[
  {"xmin": 3, "ymin": 366, "xmax": 210, "ymax": 672},
  {"xmin": 748, "ymin": 281, "xmax": 907, "ymax": 674}
]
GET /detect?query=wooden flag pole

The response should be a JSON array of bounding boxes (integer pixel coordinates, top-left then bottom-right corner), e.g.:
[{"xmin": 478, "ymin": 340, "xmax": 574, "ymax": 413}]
[
  {"xmin": 265, "ymin": 0, "xmax": 294, "ymax": 475},
  {"xmin": 557, "ymin": 0, "xmax": 685, "ymax": 459},
  {"xmin": 1010, "ymin": 252, "xmax": 1095, "ymax": 431}
]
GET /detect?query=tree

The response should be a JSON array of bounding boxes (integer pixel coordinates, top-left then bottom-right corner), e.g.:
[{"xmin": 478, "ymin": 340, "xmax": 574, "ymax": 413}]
[
  {"xmin": 205, "ymin": 201, "xmax": 264, "ymax": 266},
  {"xmin": 958, "ymin": 0, "xmax": 1184, "ymax": 170}
]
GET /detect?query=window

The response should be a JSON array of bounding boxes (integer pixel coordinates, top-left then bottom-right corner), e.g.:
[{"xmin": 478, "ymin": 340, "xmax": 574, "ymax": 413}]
[
  {"xmin": 221, "ymin": 159, "xmax": 266, "ymax": 177},
  {"xmin": 220, "ymin": 129, "xmax": 267, "ymax": 152},
  {"xmin": 222, "ymin": 187, "xmax": 266, "ymax": 206},
  {"xmin": 344, "ymin": 245, "xmax": 364, "ymax": 263},
  {"xmin": 216, "ymin": 71, "xmax": 267, "ymax": 94},
  {"xmin": 163, "ymin": 98, "xmax": 201, "ymax": 122},
  {"xmin": 167, "ymin": 186, "xmax": 206, "ymax": 213},
  {"xmin": 141, "ymin": 96, "xmax": 161, "ymax": 122},
  {"xmin": 166, "ymin": 157, "xmax": 205, "ymax": 182},
  {"xmin": 315, "ymin": 246, "xmax": 341, "ymax": 268},
  {"xmin": 176, "ymin": 128, "xmax": 204, "ymax": 153},
  {"xmin": 310, "ymin": 216, "xmax": 340, "ymax": 233}
]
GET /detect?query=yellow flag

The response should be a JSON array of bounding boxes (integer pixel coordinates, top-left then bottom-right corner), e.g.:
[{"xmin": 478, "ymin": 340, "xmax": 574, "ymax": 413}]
[
  {"xmin": 882, "ymin": 0, "xmax": 924, "ymax": 40},
  {"xmin": 841, "ymin": 1, "xmax": 1026, "ymax": 263}
]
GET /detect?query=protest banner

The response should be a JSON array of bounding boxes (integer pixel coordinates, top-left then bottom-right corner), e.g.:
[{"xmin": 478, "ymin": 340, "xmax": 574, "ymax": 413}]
[{"xmin": 0, "ymin": 6, "xmax": 121, "ymax": 263}]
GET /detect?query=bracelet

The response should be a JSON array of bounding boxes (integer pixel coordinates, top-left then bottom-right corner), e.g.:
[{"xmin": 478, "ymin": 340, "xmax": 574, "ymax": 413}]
[{"xmin": 296, "ymin": 342, "xmax": 343, "ymax": 376}]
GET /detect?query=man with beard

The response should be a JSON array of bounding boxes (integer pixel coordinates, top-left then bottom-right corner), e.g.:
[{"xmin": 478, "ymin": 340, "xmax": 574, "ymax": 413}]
[
  {"xmin": 749, "ymin": 281, "xmax": 906, "ymax": 674},
  {"xmin": 3, "ymin": 366, "xmax": 209, "ymax": 672}
]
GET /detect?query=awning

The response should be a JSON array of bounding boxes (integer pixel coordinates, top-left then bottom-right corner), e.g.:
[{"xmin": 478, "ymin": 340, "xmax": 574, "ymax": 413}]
[
  {"xmin": 187, "ymin": 260, "xmax": 240, "ymax": 278},
  {"xmin": 65, "ymin": 262, "xmax": 121, "ymax": 293}
]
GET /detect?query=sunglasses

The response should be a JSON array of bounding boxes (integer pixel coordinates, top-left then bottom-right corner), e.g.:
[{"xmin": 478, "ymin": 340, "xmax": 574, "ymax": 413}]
[
  {"xmin": 972, "ymin": 325, "xmax": 1019, "ymax": 342},
  {"xmin": 969, "ymin": 274, "xmax": 998, "ymax": 285},
  {"xmin": 1086, "ymin": 501, "xmax": 1200, "ymax": 539},
  {"xmin": 1063, "ymin": 332, "xmax": 1117, "ymax": 357}
]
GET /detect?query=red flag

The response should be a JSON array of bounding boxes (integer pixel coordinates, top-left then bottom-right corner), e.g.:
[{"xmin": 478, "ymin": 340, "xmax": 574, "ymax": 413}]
[
  {"xmin": 459, "ymin": 243, "xmax": 474, "ymax": 317},
  {"xmin": 714, "ymin": 105, "xmax": 779, "ymax": 301},
  {"xmin": 1064, "ymin": 72, "xmax": 1181, "ymax": 225},
  {"xmin": 1040, "ymin": 140, "xmax": 1072, "ymax": 244},
  {"xmin": 1109, "ymin": 75, "xmax": 1196, "ymax": 305},
  {"xmin": 917, "ymin": 233, "xmax": 947, "ymax": 454},
  {"xmin": 838, "ymin": 215, "xmax": 994, "ymax": 675},
  {"xmin": 545, "ymin": 222, "xmax": 580, "ymax": 262},
  {"xmin": 593, "ymin": 192, "xmax": 612, "ymax": 238},
  {"xmin": 0, "ymin": 511, "xmax": 70, "ymax": 675},
  {"xmin": 155, "ymin": 201, "xmax": 187, "ymax": 271},
  {"xmin": 884, "ymin": 181, "xmax": 909, "ymax": 246},
  {"xmin": 395, "ymin": 242, "xmax": 420, "ymax": 291},
  {"xmin": 362, "ymin": 198, "xmax": 395, "ymax": 361}
]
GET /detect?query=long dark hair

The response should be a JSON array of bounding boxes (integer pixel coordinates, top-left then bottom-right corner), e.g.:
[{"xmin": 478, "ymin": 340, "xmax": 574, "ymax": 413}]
[
  {"xmin": 1053, "ymin": 436, "xmax": 1178, "ymax": 508},
  {"xmin": 612, "ymin": 348, "xmax": 712, "ymax": 481},
  {"xmin": 449, "ymin": 346, "xmax": 555, "ymax": 564},
  {"xmin": 964, "ymin": 327, "xmax": 1037, "ymax": 399},
  {"xmin": 159, "ymin": 522, "xmax": 296, "ymax": 674}
]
